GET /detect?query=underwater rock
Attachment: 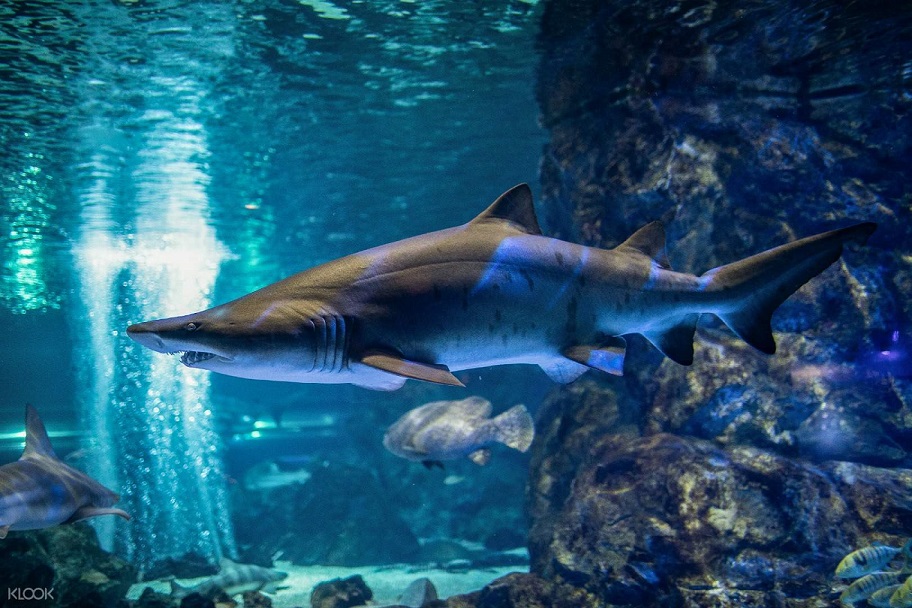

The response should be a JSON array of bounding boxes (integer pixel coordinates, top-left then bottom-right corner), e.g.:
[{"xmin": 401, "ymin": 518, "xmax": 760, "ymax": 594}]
[
  {"xmin": 240, "ymin": 591, "xmax": 270, "ymax": 608},
  {"xmin": 310, "ymin": 575, "xmax": 373, "ymax": 608},
  {"xmin": 180, "ymin": 593, "xmax": 216, "ymax": 608},
  {"xmin": 439, "ymin": 572, "xmax": 601, "ymax": 608},
  {"xmin": 0, "ymin": 525, "xmax": 136, "ymax": 607},
  {"xmin": 536, "ymin": 0, "xmax": 909, "ymax": 465},
  {"xmin": 528, "ymin": 433, "xmax": 881, "ymax": 605},
  {"xmin": 135, "ymin": 587, "xmax": 176, "ymax": 608},
  {"xmin": 143, "ymin": 552, "xmax": 220, "ymax": 582},
  {"xmin": 234, "ymin": 462, "xmax": 419, "ymax": 566}
]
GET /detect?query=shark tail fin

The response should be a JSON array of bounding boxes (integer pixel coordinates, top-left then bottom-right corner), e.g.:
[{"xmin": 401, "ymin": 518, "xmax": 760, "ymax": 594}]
[
  {"xmin": 489, "ymin": 405, "xmax": 534, "ymax": 453},
  {"xmin": 703, "ymin": 222, "xmax": 876, "ymax": 353}
]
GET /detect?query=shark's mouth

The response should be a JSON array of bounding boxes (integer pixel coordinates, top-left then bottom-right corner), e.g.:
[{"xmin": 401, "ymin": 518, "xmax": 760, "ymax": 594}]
[{"xmin": 179, "ymin": 351, "xmax": 218, "ymax": 366}]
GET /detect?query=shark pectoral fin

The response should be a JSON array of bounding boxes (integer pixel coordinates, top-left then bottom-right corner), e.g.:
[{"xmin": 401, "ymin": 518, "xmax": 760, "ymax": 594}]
[
  {"xmin": 643, "ymin": 314, "xmax": 700, "ymax": 365},
  {"xmin": 563, "ymin": 338, "xmax": 627, "ymax": 376},
  {"xmin": 468, "ymin": 449, "xmax": 491, "ymax": 466},
  {"xmin": 0, "ymin": 525, "xmax": 9, "ymax": 539},
  {"xmin": 65, "ymin": 506, "xmax": 131, "ymax": 524},
  {"xmin": 262, "ymin": 583, "xmax": 280, "ymax": 594},
  {"xmin": 359, "ymin": 351, "xmax": 465, "ymax": 387}
]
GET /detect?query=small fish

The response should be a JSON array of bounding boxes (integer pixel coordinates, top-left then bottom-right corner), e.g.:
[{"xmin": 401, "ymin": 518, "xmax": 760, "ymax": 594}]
[
  {"xmin": 243, "ymin": 460, "xmax": 311, "ymax": 492},
  {"xmin": 169, "ymin": 558, "xmax": 287, "ymax": 599},
  {"xmin": 383, "ymin": 397, "xmax": 534, "ymax": 467},
  {"xmin": 869, "ymin": 584, "xmax": 901, "ymax": 607},
  {"xmin": 0, "ymin": 405, "xmax": 130, "ymax": 538},
  {"xmin": 836, "ymin": 544, "xmax": 901, "ymax": 579},
  {"xmin": 892, "ymin": 574, "xmax": 912, "ymax": 608},
  {"xmin": 839, "ymin": 572, "xmax": 901, "ymax": 606}
]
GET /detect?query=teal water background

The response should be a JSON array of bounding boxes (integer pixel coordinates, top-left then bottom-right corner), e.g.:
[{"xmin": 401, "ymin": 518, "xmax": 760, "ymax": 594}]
[{"xmin": 0, "ymin": 0, "xmax": 546, "ymax": 564}]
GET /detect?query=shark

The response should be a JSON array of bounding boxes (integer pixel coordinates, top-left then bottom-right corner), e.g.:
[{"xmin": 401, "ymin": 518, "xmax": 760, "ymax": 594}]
[
  {"xmin": 127, "ymin": 184, "xmax": 876, "ymax": 390},
  {"xmin": 0, "ymin": 405, "xmax": 130, "ymax": 538},
  {"xmin": 169, "ymin": 558, "xmax": 288, "ymax": 599}
]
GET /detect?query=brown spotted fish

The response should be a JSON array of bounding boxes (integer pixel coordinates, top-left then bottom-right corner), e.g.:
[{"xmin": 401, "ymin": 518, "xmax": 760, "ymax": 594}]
[
  {"xmin": 383, "ymin": 396, "xmax": 533, "ymax": 467},
  {"xmin": 0, "ymin": 405, "xmax": 130, "ymax": 538}
]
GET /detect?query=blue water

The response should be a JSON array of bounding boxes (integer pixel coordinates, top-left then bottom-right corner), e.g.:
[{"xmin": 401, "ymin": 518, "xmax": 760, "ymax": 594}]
[{"xmin": 0, "ymin": 0, "xmax": 545, "ymax": 566}]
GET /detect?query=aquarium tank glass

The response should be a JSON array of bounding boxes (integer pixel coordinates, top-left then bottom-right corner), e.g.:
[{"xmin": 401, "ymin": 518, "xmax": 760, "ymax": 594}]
[{"xmin": 0, "ymin": 1, "xmax": 910, "ymax": 607}]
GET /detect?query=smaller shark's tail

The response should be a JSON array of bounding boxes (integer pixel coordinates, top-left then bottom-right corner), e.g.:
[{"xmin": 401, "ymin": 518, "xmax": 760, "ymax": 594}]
[
  {"xmin": 703, "ymin": 222, "xmax": 876, "ymax": 353},
  {"xmin": 489, "ymin": 405, "xmax": 534, "ymax": 453}
]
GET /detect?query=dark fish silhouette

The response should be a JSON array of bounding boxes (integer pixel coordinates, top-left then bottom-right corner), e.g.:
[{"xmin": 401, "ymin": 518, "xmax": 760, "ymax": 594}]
[{"xmin": 0, "ymin": 405, "xmax": 130, "ymax": 538}]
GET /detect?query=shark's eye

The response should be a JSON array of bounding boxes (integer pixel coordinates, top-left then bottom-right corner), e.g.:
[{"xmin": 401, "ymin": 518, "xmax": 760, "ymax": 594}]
[{"xmin": 185, "ymin": 322, "xmax": 199, "ymax": 332}]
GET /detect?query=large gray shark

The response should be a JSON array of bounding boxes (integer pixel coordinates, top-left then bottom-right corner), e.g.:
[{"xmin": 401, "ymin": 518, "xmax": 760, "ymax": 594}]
[
  {"xmin": 127, "ymin": 184, "xmax": 875, "ymax": 390},
  {"xmin": 0, "ymin": 405, "xmax": 130, "ymax": 538}
]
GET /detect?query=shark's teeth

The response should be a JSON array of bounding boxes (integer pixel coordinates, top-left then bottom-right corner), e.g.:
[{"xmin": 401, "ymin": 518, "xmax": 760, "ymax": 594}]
[{"xmin": 180, "ymin": 351, "xmax": 216, "ymax": 366}]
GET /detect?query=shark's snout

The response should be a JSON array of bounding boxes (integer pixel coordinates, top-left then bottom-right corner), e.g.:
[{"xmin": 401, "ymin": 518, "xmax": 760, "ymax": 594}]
[{"xmin": 126, "ymin": 322, "xmax": 168, "ymax": 352}]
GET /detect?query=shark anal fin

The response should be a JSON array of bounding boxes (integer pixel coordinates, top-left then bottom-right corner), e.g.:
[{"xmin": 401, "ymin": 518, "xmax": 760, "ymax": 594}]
[
  {"xmin": 64, "ymin": 506, "xmax": 131, "ymax": 525},
  {"xmin": 643, "ymin": 314, "xmax": 700, "ymax": 365},
  {"xmin": 23, "ymin": 405, "xmax": 58, "ymax": 460},
  {"xmin": 468, "ymin": 449, "xmax": 491, "ymax": 466},
  {"xmin": 359, "ymin": 350, "xmax": 465, "ymax": 387},
  {"xmin": 563, "ymin": 337, "xmax": 627, "ymax": 376}
]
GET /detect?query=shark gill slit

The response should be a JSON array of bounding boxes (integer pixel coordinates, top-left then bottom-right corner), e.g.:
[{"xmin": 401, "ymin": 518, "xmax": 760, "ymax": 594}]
[{"xmin": 312, "ymin": 314, "xmax": 348, "ymax": 373}]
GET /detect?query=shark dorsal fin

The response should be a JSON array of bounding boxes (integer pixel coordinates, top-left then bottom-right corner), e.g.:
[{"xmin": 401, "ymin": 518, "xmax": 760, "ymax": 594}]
[
  {"xmin": 219, "ymin": 557, "xmax": 239, "ymax": 570},
  {"xmin": 469, "ymin": 184, "xmax": 542, "ymax": 235},
  {"xmin": 22, "ymin": 405, "xmax": 58, "ymax": 460},
  {"xmin": 615, "ymin": 221, "xmax": 671, "ymax": 269}
]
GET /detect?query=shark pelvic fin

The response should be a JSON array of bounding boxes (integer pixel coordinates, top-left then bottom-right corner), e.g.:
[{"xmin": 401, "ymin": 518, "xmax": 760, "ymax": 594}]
[
  {"xmin": 469, "ymin": 184, "xmax": 542, "ymax": 235},
  {"xmin": 539, "ymin": 358, "xmax": 588, "ymax": 383},
  {"xmin": 563, "ymin": 337, "xmax": 627, "ymax": 376},
  {"xmin": 615, "ymin": 221, "xmax": 671, "ymax": 269},
  {"xmin": 643, "ymin": 314, "xmax": 700, "ymax": 365},
  {"xmin": 23, "ymin": 405, "xmax": 58, "ymax": 460},
  {"xmin": 359, "ymin": 350, "xmax": 465, "ymax": 387}
]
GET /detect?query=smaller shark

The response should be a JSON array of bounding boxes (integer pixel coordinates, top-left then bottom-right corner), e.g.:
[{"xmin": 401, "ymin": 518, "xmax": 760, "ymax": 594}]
[
  {"xmin": 169, "ymin": 558, "xmax": 288, "ymax": 599},
  {"xmin": 0, "ymin": 405, "xmax": 130, "ymax": 538}
]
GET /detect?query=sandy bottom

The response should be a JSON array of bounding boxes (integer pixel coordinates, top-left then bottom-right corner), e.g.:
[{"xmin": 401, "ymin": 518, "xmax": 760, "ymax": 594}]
[{"xmin": 129, "ymin": 562, "xmax": 525, "ymax": 607}]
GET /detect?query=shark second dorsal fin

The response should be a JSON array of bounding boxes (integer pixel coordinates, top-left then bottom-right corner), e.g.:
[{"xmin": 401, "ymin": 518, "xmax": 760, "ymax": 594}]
[
  {"xmin": 469, "ymin": 184, "xmax": 542, "ymax": 235},
  {"xmin": 22, "ymin": 405, "xmax": 58, "ymax": 460},
  {"xmin": 615, "ymin": 221, "xmax": 671, "ymax": 269}
]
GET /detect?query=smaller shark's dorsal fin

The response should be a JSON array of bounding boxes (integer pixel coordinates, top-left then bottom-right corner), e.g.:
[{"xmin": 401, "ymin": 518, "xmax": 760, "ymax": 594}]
[
  {"xmin": 22, "ymin": 405, "xmax": 58, "ymax": 460},
  {"xmin": 219, "ymin": 557, "xmax": 238, "ymax": 570},
  {"xmin": 615, "ymin": 221, "xmax": 671, "ymax": 269},
  {"xmin": 469, "ymin": 184, "xmax": 542, "ymax": 235}
]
